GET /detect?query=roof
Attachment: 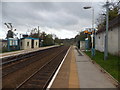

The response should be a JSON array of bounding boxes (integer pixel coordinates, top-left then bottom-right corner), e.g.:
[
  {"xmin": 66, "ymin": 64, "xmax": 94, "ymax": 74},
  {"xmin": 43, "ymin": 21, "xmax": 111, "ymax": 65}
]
[
  {"xmin": 0, "ymin": 39, "xmax": 7, "ymax": 42},
  {"xmin": 21, "ymin": 37, "xmax": 39, "ymax": 40},
  {"xmin": 96, "ymin": 15, "xmax": 120, "ymax": 34}
]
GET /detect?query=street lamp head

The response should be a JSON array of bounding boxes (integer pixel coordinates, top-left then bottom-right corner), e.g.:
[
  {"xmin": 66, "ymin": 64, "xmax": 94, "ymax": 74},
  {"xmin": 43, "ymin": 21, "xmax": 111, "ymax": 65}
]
[
  {"xmin": 14, "ymin": 29, "xmax": 16, "ymax": 31},
  {"xmin": 101, "ymin": 13, "xmax": 106, "ymax": 16},
  {"xmin": 83, "ymin": 6, "xmax": 91, "ymax": 9}
]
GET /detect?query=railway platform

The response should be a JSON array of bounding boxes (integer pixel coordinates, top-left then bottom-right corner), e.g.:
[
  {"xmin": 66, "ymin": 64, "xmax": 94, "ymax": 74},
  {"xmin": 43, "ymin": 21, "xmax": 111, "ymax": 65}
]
[
  {"xmin": 1, "ymin": 45, "xmax": 117, "ymax": 89},
  {"xmin": 50, "ymin": 46, "xmax": 79, "ymax": 88},
  {"xmin": 49, "ymin": 46, "xmax": 116, "ymax": 88},
  {"xmin": 74, "ymin": 47, "xmax": 116, "ymax": 88},
  {"xmin": 0, "ymin": 45, "xmax": 59, "ymax": 59}
]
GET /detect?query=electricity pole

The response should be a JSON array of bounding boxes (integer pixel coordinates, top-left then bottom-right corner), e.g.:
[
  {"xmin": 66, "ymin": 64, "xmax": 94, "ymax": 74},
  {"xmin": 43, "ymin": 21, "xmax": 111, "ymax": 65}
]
[
  {"xmin": 104, "ymin": 1, "xmax": 109, "ymax": 60},
  {"xmin": 83, "ymin": 6, "xmax": 95, "ymax": 56},
  {"xmin": 91, "ymin": 8, "xmax": 95, "ymax": 56}
]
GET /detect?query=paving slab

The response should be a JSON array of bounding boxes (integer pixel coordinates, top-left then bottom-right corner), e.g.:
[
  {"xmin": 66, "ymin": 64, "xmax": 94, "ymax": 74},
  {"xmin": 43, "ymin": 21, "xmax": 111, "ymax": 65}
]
[{"xmin": 74, "ymin": 47, "xmax": 116, "ymax": 88}]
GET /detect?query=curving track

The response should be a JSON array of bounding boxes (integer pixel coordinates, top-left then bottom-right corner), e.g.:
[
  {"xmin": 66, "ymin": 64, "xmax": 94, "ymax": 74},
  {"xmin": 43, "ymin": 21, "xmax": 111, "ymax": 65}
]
[{"xmin": 2, "ymin": 46, "xmax": 69, "ymax": 89}]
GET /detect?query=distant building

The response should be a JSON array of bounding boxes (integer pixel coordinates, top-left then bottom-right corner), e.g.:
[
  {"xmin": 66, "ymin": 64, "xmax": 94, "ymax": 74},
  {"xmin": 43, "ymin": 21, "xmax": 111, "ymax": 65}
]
[
  {"xmin": 80, "ymin": 41, "xmax": 86, "ymax": 50},
  {"xmin": 0, "ymin": 39, "xmax": 8, "ymax": 52},
  {"xmin": 20, "ymin": 37, "xmax": 39, "ymax": 50},
  {"xmin": 0, "ymin": 39, "xmax": 7, "ymax": 47},
  {"xmin": 95, "ymin": 15, "xmax": 120, "ymax": 56}
]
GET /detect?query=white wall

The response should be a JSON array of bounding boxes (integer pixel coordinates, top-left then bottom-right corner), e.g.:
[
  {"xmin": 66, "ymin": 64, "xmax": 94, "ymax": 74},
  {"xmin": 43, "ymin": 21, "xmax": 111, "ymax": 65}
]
[
  {"xmin": 108, "ymin": 26, "xmax": 119, "ymax": 55},
  {"xmin": 95, "ymin": 32, "xmax": 105, "ymax": 52},
  {"xmin": 95, "ymin": 25, "xmax": 119, "ymax": 56},
  {"xmin": 80, "ymin": 41, "xmax": 85, "ymax": 50},
  {"xmin": 20, "ymin": 39, "xmax": 32, "ymax": 50},
  {"xmin": 34, "ymin": 40, "xmax": 39, "ymax": 48}
]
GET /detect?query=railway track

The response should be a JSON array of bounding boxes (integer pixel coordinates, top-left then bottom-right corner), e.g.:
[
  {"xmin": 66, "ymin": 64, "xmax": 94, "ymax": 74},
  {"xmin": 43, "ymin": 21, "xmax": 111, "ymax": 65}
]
[
  {"xmin": 2, "ymin": 46, "xmax": 59, "ymax": 65},
  {"xmin": 2, "ymin": 46, "xmax": 62, "ymax": 77},
  {"xmin": 2, "ymin": 46, "xmax": 69, "ymax": 89}
]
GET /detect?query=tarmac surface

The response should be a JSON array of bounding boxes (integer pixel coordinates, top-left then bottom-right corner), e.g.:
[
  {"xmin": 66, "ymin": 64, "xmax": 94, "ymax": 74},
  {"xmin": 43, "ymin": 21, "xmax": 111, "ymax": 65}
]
[
  {"xmin": 74, "ymin": 47, "xmax": 116, "ymax": 88},
  {"xmin": 51, "ymin": 46, "xmax": 116, "ymax": 88}
]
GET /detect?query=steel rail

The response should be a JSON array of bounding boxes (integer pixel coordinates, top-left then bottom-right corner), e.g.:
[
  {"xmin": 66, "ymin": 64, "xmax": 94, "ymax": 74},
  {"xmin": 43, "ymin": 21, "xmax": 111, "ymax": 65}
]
[
  {"xmin": 2, "ymin": 46, "xmax": 62, "ymax": 77},
  {"xmin": 1, "ymin": 46, "xmax": 60, "ymax": 65},
  {"xmin": 15, "ymin": 47, "xmax": 69, "ymax": 89}
]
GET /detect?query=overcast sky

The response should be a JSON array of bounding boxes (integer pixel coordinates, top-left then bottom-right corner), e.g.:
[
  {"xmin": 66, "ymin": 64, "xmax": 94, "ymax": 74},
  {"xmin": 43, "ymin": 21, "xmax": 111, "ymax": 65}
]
[{"xmin": 1, "ymin": 1, "xmax": 105, "ymax": 39}]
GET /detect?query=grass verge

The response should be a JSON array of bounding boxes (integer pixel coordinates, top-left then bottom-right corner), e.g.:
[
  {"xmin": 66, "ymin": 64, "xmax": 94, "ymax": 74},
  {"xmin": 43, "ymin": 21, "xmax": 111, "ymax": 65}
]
[{"xmin": 84, "ymin": 50, "xmax": 120, "ymax": 82}]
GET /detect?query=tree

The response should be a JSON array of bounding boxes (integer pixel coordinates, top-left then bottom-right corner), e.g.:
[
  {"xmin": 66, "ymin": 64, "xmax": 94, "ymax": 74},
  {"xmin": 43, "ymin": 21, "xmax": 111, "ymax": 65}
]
[
  {"xmin": 43, "ymin": 34, "xmax": 54, "ymax": 46},
  {"xmin": 109, "ymin": 7, "xmax": 119, "ymax": 21},
  {"xmin": 29, "ymin": 28, "xmax": 55, "ymax": 46},
  {"xmin": 29, "ymin": 28, "xmax": 41, "ymax": 38},
  {"xmin": 4, "ymin": 23, "xmax": 14, "ymax": 38},
  {"xmin": 6, "ymin": 30, "xmax": 14, "ymax": 38},
  {"xmin": 74, "ymin": 31, "xmax": 92, "ymax": 49},
  {"xmin": 40, "ymin": 32, "xmax": 46, "ymax": 40},
  {"xmin": 54, "ymin": 37, "xmax": 62, "ymax": 44},
  {"xmin": 75, "ymin": 31, "xmax": 87, "ymax": 41},
  {"xmin": 96, "ymin": 1, "xmax": 119, "ymax": 30}
]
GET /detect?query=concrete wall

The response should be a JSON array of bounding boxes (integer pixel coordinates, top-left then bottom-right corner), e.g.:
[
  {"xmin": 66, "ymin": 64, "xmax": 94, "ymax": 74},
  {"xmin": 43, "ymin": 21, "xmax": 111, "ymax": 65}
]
[
  {"xmin": 34, "ymin": 40, "xmax": 39, "ymax": 48},
  {"xmin": 95, "ymin": 32, "xmax": 105, "ymax": 52},
  {"xmin": 108, "ymin": 26, "xmax": 119, "ymax": 56},
  {"xmin": 95, "ymin": 25, "xmax": 119, "ymax": 56},
  {"xmin": 20, "ymin": 39, "xmax": 32, "ymax": 50},
  {"xmin": 80, "ymin": 41, "xmax": 85, "ymax": 50}
]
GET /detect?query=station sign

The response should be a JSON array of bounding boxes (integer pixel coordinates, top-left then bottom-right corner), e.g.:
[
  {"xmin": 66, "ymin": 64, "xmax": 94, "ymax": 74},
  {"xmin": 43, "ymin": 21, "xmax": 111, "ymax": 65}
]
[
  {"xmin": 84, "ymin": 30, "xmax": 88, "ymax": 34},
  {"xmin": 84, "ymin": 28, "xmax": 96, "ymax": 35}
]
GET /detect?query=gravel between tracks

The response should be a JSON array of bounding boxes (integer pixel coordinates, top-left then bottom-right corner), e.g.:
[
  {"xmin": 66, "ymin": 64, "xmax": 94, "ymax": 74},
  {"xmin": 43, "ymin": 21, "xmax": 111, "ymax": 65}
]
[{"xmin": 2, "ymin": 46, "xmax": 68, "ymax": 88}]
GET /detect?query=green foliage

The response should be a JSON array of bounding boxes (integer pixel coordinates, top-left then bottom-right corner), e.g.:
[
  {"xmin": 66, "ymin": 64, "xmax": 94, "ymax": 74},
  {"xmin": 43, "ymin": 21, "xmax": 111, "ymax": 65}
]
[
  {"xmin": 109, "ymin": 7, "xmax": 119, "ymax": 21},
  {"xmin": 43, "ymin": 34, "xmax": 54, "ymax": 46},
  {"xmin": 40, "ymin": 32, "xmax": 46, "ymax": 39},
  {"xmin": 61, "ymin": 38, "xmax": 74, "ymax": 46},
  {"xmin": 75, "ymin": 31, "xmax": 91, "ymax": 49},
  {"xmin": 103, "ymin": 7, "xmax": 119, "ymax": 24},
  {"xmin": 75, "ymin": 31, "xmax": 87, "ymax": 41},
  {"xmin": 6, "ymin": 30, "xmax": 14, "ymax": 38},
  {"xmin": 97, "ymin": 1, "xmax": 119, "ymax": 29},
  {"xmin": 85, "ymin": 50, "xmax": 120, "ymax": 82},
  {"xmin": 29, "ymin": 30, "xmax": 55, "ymax": 46},
  {"xmin": 54, "ymin": 37, "xmax": 62, "ymax": 45}
]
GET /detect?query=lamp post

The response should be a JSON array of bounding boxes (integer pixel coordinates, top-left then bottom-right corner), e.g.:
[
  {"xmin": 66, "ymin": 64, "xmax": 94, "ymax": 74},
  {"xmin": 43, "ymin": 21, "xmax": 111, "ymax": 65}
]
[
  {"xmin": 83, "ymin": 6, "xmax": 95, "ymax": 56},
  {"xmin": 104, "ymin": 1, "xmax": 110, "ymax": 60}
]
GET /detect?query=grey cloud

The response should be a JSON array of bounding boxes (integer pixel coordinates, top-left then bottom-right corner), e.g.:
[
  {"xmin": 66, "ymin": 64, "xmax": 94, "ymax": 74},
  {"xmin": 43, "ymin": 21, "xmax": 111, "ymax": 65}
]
[{"xmin": 2, "ymin": 2, "xmax": 102, "ymax": 38}]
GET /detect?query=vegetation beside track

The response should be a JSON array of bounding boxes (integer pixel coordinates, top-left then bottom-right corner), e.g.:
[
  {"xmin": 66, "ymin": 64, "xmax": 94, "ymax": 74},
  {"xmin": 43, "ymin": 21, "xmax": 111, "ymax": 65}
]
[{"xmin": 84, "ymin": 50, "xmax": 120, "ymax": 82}]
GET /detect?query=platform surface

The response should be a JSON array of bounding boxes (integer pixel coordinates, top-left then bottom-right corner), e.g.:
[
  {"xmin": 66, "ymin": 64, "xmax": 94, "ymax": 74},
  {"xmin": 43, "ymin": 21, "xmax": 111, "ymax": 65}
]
[
  {"xmin": 50, "ymin": 46, "xmax": 116, "ymax": 88},
  {"xmin": 51, "ymin": 46, "xmax": 79, "ymax": 88},
  {"xmin": 0, "ymin": 45, "xmax": 59, "ymax": 59},
  {"xmin": 74, "ymin": 47, "xmax": 116, "ymax": 88}
]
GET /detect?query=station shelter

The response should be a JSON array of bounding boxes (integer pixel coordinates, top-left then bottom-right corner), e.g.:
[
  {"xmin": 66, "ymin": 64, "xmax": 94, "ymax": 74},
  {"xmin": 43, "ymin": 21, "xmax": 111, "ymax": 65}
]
[
  {"xmin": 7, "ymin": 38, "xmax": 19, "ymax": 51},
  {"xmin": 20, "ymin": 37, "xmax": 39, "ymax": 50},
  {"xmin": 80, "ymin": 40, "xmax": 86, "ymax": 50}
]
